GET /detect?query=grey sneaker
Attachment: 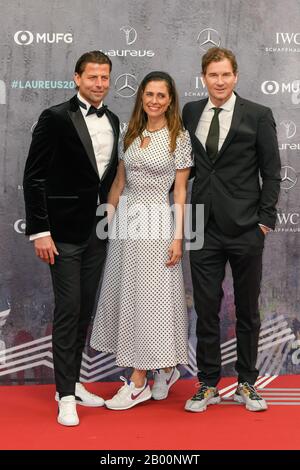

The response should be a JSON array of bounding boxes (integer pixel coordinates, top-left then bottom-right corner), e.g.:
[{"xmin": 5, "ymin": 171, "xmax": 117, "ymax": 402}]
[
  {"xmin": 152, "ymin": 367, "xmax": 180, "ymax": 400},
  {"xmin": 185, "ymin": 382, "xmax": 221, "ymax": 412},
  {"xmin": 233, "ymin": 382, "xmax": 268, "ymax": 411}
]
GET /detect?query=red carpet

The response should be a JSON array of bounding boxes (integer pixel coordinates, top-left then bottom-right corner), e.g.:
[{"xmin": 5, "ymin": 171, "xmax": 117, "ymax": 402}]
[{"xmin": 0, "ymin": 376, "xmax": 299, "ymax": 450}]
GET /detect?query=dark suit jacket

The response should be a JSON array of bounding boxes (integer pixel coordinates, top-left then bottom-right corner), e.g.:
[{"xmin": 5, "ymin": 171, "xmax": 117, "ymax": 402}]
[
  {"xmin": 23, "ymin": 95, "xmax": 119, "ymax": 243},
  {"xmin": 182, "ymin": 94, "xmax": 281, "ymax": 236}
]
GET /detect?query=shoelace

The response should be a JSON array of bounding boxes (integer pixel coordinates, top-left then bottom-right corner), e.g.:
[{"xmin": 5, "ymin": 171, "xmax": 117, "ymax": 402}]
[
  {"xmin": 193, "ymin": 382, "xmax": 214, "ymax": 400},
  {"xmin": 76, "ymin": 386, "xmax": 96, "ymax": 398},
  {"xmin": 240, "ymin": 382, "xmax": 262, "ymax": 400},
  {"xmin": 114, "ymin": 376, "xmax": 134, "ymax": 398},
  {"xmin": 153, "ymin": 369, "xmax": 165, "ymax": 384},
  {"xmin": 60, "ymin": 400, "xmax": 75, "ymax": 414}
]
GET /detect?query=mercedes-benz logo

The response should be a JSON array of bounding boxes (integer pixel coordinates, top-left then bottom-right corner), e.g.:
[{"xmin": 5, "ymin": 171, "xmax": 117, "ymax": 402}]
[
  {"xmin": 281, "ymin": 165, "xmax": 298, "ymax": 190},
  {"xmin": 115, "ymin": 73, "xmax": 138, "ymax": 98},
  {"xmin": 279, "ymin": 120, "xmax": 297, "ymax": 139},
  {"xmin": 120, "ymin": 26, "xmax": 137, "ymax": 45},
  {"xmin": 197, "ymin": 28, "xmax": 221, "ymax": 51}
]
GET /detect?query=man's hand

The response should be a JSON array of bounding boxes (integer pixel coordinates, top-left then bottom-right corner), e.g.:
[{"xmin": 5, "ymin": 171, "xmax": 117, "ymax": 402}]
[
  {"xmin": 34, "ymin": 236, "xmax": 59, "ymax": 265},
  {"xmin": 259, "ymin": 224, "xmax": 271, "ymax": 235}
]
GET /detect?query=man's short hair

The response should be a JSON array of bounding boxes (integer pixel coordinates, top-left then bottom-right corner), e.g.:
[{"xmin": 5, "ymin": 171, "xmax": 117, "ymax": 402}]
[
  {"xmin": 202, "ymin": 47, "xmax": 238, "ymax": 75},
  {"xmin": 75, "ymin": 50, "xmax": 112, "ymax": 75}
]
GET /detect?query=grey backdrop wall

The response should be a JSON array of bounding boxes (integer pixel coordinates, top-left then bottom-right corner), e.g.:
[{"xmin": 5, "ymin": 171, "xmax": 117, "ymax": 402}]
[{"xmin": 0, "ymin": 0, "xmax": 299, "ymax": 384}]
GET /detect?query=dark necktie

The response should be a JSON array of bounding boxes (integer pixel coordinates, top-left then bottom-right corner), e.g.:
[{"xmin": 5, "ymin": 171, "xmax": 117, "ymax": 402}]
[
  {"xmin": 205, "ymin": 107, "xmax": 222, "ymax": 159},
  {"xmin": 78, "ymin": 98, "xmax": 108, "ymax": 118}
]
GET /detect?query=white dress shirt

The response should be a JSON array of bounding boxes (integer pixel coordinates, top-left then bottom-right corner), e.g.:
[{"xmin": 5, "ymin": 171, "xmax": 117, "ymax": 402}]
[
  {"xmin": 195, "ymin": 92, "xmax": 236, "ymax": 150},
  {"xmin": 77, "ymin": 92, "xmax": 114, "ymax": 179},
  {"xmin": 30, "ymin": 93, "xmax": 114, "ymax": 241}
]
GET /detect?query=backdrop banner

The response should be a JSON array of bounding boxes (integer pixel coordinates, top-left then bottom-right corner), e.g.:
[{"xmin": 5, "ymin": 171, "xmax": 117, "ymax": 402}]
[{"xmin": 0, "ymin": 0, "xmax": 299, "ymax": 384}]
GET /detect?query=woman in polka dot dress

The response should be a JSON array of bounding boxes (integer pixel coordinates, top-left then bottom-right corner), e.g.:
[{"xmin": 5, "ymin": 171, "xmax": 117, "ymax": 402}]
[{"xmin": 90, "ymin": 71, "xmax": 194, "ymax": 410}]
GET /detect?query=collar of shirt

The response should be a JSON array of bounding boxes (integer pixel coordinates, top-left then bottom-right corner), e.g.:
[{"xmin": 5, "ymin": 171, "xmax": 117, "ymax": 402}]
[
  {"xmin": 206, "ymin": 92, "xmax": 236, "ymax": 113},
  {"xmin": 77, "ymin": 92, "xmax": 104, "ymax": 116}
]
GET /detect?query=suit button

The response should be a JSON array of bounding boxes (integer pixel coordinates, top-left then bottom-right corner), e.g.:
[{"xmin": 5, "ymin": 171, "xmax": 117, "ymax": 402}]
[{"xmin": 211, "ymin": 169, "xmax": 216, "ymax": 174}]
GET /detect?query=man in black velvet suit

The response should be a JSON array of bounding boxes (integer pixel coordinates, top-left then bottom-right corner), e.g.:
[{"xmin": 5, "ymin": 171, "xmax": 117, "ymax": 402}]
[
  {"xmin": 23, "ymin": 51, "xmax": 119, "ymax": 426},
  {"xmin": 183, "ymin": 47, "xmax": 281, "ymax": 412}
]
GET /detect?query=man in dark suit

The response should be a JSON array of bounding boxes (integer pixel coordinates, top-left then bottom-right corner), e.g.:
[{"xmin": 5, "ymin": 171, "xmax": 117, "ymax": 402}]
[
  {"xmin": 23, "ymin": 51, "xmax": 119, "ymax": 426},
  {"xmin": 183, "ymin": 47, "xmax": 281, "ymax": 412}
]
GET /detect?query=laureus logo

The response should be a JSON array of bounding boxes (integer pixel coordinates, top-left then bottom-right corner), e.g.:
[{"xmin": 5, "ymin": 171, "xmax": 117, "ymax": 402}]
[
  {"xmin": 120, "ymin": 26, "xmax": 137, "ymax": 45},
  {"xmin": 279, "ymin": 121, "xmax": 297, "ymax": 139},
  {"xmin": 100, "ymin": 25, "xmax": 154, "ymax": 57}
]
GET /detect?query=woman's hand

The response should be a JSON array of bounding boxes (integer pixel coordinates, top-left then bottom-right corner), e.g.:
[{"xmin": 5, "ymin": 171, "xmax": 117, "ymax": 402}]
[{"xmin": 166, "ymin": 239, "xmax": 183, "ymax": 267}]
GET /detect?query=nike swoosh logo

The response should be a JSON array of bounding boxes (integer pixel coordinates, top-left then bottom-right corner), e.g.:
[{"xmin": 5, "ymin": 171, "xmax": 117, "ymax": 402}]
[
  {"xmin": 166, "ymin": 369, "xmax": 175, "ymax": 386},
  {"xmin": 131, "ymin": 385, "xmax": 146, "ymax": 400}
]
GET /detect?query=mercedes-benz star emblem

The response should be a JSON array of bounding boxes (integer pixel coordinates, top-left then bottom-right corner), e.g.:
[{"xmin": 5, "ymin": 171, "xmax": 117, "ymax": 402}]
[
  {"xmin": 115, "ymin": 74, "xmax": 138, "ymax": 98},
  {"xmin": 281, "ymin": 165, "xmax": 298, "ymax": 190},
  {"xmin": 197, "ymin": 28, "xmax": 221, "ymax": 51}
]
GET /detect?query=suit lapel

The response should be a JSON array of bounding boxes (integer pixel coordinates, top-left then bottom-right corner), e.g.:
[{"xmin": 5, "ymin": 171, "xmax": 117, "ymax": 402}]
[
  {"xmin": 100, "ymin": 110, "xmax": 118, "ymax": 182},
  {"xmin": 190, "ymin": 100, "xmax": 207, "ymax": 137},
  {"xmin": 67, "ymin": 96, "xmax": 99, "ymax": 177},
  {"xmin": 188, "ymin": 99, "xmax": 212, "ymax": 165},
  {"xmin": 214, "ymin": 94, "xmax": 244, "ymax": 163}
]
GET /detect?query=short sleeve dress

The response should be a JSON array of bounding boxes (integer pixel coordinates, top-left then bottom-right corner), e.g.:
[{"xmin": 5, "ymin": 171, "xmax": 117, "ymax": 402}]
[{"xmin": 90, "ymin": 128, "xmax": 194, "ymax": 369}]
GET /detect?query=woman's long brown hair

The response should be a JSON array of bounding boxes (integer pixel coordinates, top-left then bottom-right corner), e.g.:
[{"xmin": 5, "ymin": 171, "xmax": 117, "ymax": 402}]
[{"xmin": 124, "ymin": 71, "xmax": 183, "ymax": 153}]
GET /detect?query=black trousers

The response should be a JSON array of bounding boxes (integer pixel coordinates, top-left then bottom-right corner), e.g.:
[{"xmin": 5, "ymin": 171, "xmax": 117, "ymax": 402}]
[
  {"xmin": 50, "ymin": 221, "xmax": 107, "ymax": 397},
  {"xmin": 190, "ymin": 217, "xmax": 264, "ymax": 387}
]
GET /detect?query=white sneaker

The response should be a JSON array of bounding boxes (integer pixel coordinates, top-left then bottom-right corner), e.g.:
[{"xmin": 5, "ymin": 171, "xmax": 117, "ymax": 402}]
[
  {"xmin": 55, "ymin": 383, "xmax": 104, "ymax": 407},
  {"xmin": 57, "ymin": 395, "xmax": 79, "ymax": 426},
  {"xmin": 105, "ymin": 376, "xmax": 152, "ymax": 410},
  {"xmin": 152, "ymin": 367, "xmax": 180, "ymax": 400}
]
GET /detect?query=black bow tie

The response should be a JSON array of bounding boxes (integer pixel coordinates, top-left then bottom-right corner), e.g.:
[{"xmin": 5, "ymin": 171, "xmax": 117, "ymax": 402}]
[
  {"xmin": 78, "ymin": 98, "xmax": 108, "ymax": 118},
  {"xmin": 86, "ymin": 105, "xmax": 108, "ymax": 117}
]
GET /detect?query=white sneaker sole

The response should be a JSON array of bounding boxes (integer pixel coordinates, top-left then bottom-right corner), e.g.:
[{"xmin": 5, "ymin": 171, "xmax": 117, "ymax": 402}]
[
  {"xmin": 105, "ymin": 392, "xmax": 152, "ymax": 410},
  {"xmin": 185, "ymin": 395, "xmax": 221, "ymax": 412},
  {"xmin": 57, "ymin": 416, "xmax": 79, "ymax": 426},
  {"xmin": 233, "ymin": 393, "xmax": 268, "ymax": 411},
  {"xmin": 152, "ymin": 369, "xmax": 181, "ymax": 400}
]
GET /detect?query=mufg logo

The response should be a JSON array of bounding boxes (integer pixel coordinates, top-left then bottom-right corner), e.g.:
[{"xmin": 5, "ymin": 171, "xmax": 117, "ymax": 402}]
[
  {"xmin": 261, "ymin": 80, "xmax": 300, "ymax": 95},
  {"xmin": 14, "ymin": 31, "xmax": 73, "ymax": 45},
  {"xmin": 0, "ymin": 80, "xmax": 6, "ymax": 104}
]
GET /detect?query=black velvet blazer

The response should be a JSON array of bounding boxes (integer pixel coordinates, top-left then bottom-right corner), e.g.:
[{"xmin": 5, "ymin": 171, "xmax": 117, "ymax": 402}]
[{"xmin": 23, "ymin": 95, "xmax": 119, "ymax": 243}]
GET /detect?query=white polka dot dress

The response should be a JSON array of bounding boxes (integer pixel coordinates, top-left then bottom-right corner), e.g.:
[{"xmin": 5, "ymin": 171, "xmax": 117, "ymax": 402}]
[{"xmin": 90, "ymin": 128, "xmax": 194, "ymax": 369}]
